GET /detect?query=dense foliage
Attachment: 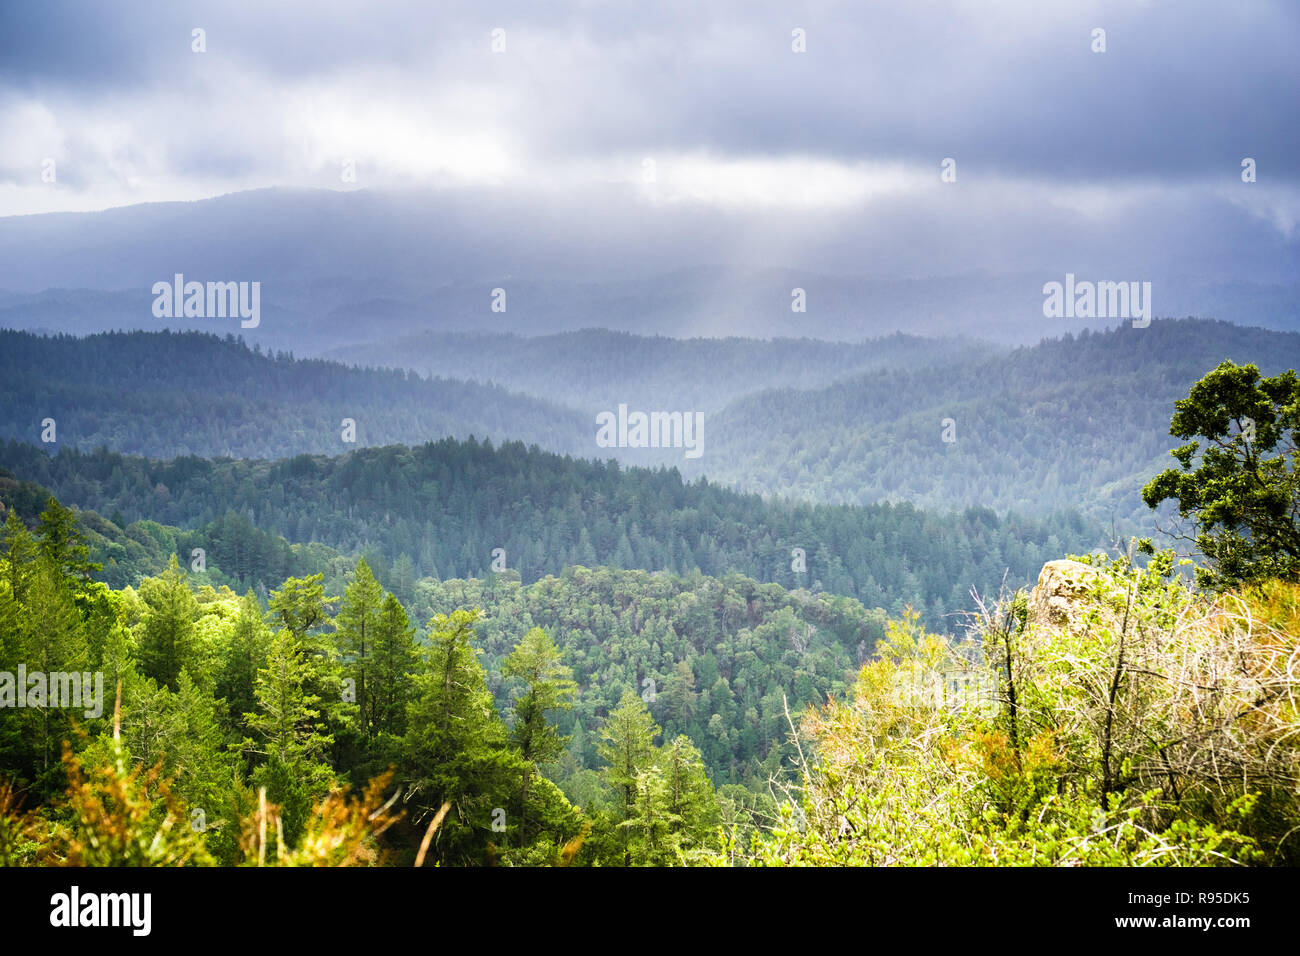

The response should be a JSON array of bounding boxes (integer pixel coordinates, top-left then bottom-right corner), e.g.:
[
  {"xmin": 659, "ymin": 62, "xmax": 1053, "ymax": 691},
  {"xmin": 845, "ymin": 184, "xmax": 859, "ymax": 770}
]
[
  {"xmin": 1143, "ymin": 359, "xmax": 1300, "ymax": 589},
  {"xmin": 749, "ymin": 554, "xmax": 1300, "ymax": 866},
  {"xmin": 0, "ymin": 467, "xmax": 352, "ymax": 593},
  {"xmin": 4, "ymin": 339, "xmax": 1298, "ymax": 868},
  {"xmin": 414, "ymin": 567, "xmax": 883, "ymax": 791},
  {"xmin": 6, "ymin": 496, "xmax": 1297, "ymax": 868},
  {"xmin": 0, "ymin": 329, "xmax": 588, "ymax": 459},
  {"xmin": 7, "ymin": 321, "xmax": 1300, "ymax": 536},
  {"xmin": 693, "ymin": 319, "xmax": 1300, "ymax": 527},
  {"xmin": 0, "ymin": 501, "xmax": 738, "ymax": 866},
  {"xmin": 0, "ymin": 438, "xmax": 1098, "ymax": 628}
]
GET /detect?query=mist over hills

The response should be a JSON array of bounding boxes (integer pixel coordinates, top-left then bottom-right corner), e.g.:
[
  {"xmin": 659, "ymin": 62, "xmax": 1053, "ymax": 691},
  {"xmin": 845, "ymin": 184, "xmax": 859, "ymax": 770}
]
[
  {"xmin": 3, "ymin": 188, "xmax": 1298, "ymax": 349},
  {"xmin": 2, "ymin": 318, "xmax": 1296, "ymax": 534},
  {"xmin": 681, "ymin": 318, "xmax": 1300, "ymax": 530},
  {"xmin": 322, "ymin": 329, "xmax": 999, "ymax": 415},
  {"xmin": 0, "ymin": 328, "xmax": 590, "ymax": 459},
  {"xmin": 0, "ymin": 326, "xmax": 990, "ymax": 460}
]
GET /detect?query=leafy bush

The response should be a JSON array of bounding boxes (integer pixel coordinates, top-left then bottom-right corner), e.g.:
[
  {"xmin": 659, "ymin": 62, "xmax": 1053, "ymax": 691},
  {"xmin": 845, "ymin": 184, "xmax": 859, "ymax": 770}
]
[{"xmin": 747, "ymin": 555, "xmax": 1300, "ymax": 866}]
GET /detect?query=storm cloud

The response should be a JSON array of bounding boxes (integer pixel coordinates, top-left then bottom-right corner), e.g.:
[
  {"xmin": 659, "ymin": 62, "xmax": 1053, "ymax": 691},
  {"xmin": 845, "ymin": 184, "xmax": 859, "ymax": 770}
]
[{"xmin": 1, "ymin": 0, "xmax": 1297, "ymax": 289}]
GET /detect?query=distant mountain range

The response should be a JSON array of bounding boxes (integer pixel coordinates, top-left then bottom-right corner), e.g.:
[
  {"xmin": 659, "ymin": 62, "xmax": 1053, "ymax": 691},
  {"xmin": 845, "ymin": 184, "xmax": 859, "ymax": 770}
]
[
  {"xmin": 0, "ymin": 328, "xmax": 590, "ymax": 459},
  {"xmin": 688, "ymin": 318, "xmax": 1300, "ymax": 528},
  {"xmin": 4, "ymin": 317, "xmax": 1298, "ymax": 538},
  {"xmin": 322, "ymin": 329, "xmax": 999, "ymax": 415},
  {"xmin": 0, "ymin": 437, "xmax": 1099, "ymax": 626},
  {"xmin": 3, "ymin": 188, "xmax": 1298, "ymax": 348},
  {"xmin": 3, "ymin": 187, "xmax": 1297, "ymax": 532}
]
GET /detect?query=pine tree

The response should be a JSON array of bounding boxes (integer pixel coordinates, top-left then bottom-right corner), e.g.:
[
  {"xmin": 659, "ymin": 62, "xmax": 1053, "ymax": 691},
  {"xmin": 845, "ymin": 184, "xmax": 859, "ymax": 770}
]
[
  {"xmin": 597, "ymin": 689, "xmax": 660, "ymax": 863},
  {"xmin": 403, "ymin": 609, "xmax": 518, "ymax": 864},
  {"xmin": 242, "ymin": 629, "xmax": 335, "ymax": 846},
  {"xmin": 390, "ymin": 553, "xmax": 416, "ymax": 607},
  {"xmin": 504, "ymin": 627, "xmax": 576, "ymax": 766},
  {"xmin": 36, "ymin": 496, "xmax": 99, "ymax": 587},
  {"xmin": 335, "ymin": 558, "xmax": 384, "ymax": 740},
  {"xmin": 620, "ymin": 765, "xmax": 677, "ymax": 865},
  {"xmin": 659, "ymin": 734, "xmax": 718, "ymax": 854},
  {"xmin": 216, "ymin": 590, "xmax": 271, "ymax": 734},
  {"xmin": 244, "ymin": 629, "xmax": 333, "ymax": 769},
  {"xmin": 503, "ymin": 627, "xmax": 576, "ymax": 835},
  {"xmin": 120, "ymin": 672, "xmax": 181, "ymax": 773},
  {"xmin": 370, "ymin": 592, "xmax": 417, "ymax": 738},
  {"xmin": 19, "ymin": 558, "xmax": 88, "ymax": 788},
  {"xmin": 137, "ymin": 555, "xmax": 199, "ymax": 690},
  {"xmin": 170, "ymin": 671, "xmax": 244, "ymax": 863},
  {"xmin": 661, "ymin": 658, "xmax": 698, "ymax": 730},
  {"xmin": 1, "ymin": 509, "xmax": 36, "ymax": 607},
  {"xmin": 267, "ymin": 573, "xmax": 336, "ymax": 646},
  {"xmin": 265, "ymin": 573, "xmax": 342, "ymax": 750}
]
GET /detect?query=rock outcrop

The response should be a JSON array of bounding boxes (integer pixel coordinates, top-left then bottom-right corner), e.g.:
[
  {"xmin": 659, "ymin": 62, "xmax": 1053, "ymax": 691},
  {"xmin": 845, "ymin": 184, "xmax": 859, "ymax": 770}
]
[{"xmin": 1026, "ymin": 559, "xmax": 1107, "ymax": 633}]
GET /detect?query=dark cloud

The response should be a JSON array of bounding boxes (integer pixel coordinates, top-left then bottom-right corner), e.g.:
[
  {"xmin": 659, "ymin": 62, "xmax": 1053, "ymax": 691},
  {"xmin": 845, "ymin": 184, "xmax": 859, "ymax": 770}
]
[
  {"xmin": 3, "ymin": 0, "xmax": 1296, "ymax": 178},
  {"xmin": 0, "ymin": 0, "xmax": 1296, "ymax": 291}
]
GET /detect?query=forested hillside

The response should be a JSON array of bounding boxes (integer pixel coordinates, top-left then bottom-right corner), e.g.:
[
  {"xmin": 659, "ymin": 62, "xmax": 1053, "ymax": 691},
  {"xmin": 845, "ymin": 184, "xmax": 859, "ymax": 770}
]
[
  {"xmin": 691, "ymin": 319, "xmax": 1300, "ymax": 526},
  {"xmin": 325, "ymin": 329, "xmax": 997, "ymax": 414},
  {"xmin": 0, "ymin": 438, "xmax": 1100, "ymax": 625},
  {"xmin": 3, "ymin": 326, "xmax": 1297, "ymax": 871},
  {"xmin": 5, "ymin": 491, "xmax": 1297, "ymax": 868},
  {"xmin": 0, "ymin": 467, "xmax": 355, "ymax": 594},
  {"xmin": 0, "ymin": 499, "xmax": 681, "ymax": 864},
  {"xmin": 415, "ymin": 567, "xmax": 883, "ymax": 792},
  {"xmin": 5, "ymin": 321, "xmax": 1299, "ymax": 529},
  {"xmin": 0, "ymin": 329, "xmax": 588, "ymax": 459},
  {"xmin": 0, "ymin": 467, "xmax": 882, "ymax": 791}
]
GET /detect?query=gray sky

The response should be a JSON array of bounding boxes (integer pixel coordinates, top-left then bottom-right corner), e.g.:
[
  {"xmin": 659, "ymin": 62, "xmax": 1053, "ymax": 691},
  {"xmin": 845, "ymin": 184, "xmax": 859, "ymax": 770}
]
[{"xmin": 1, "ymin": 0, "xmax": 1297, "ymax": 282}]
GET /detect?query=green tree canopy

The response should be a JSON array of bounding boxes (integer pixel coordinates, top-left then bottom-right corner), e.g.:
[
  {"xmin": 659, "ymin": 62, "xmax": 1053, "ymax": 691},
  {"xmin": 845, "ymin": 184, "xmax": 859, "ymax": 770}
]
[{"xmin": 1143, "ymin": 360, "xmax": 1300, "ymax": 589}]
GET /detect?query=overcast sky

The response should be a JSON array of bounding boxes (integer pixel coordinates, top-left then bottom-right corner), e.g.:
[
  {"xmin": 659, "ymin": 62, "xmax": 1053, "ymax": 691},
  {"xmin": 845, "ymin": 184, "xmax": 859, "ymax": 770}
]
[{"xmin": 1, "ymin": 0, "xmax": 1297, "ymax": 282}]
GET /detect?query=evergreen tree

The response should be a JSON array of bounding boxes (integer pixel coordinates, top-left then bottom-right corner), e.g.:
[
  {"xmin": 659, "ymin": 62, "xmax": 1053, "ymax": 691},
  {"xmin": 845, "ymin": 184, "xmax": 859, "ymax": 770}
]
[
  {"xmin": 621, "ymin": 765, "xmax": 677, "ymax": 866},
  {"xmin": 597, "ymin": 689, "xmax": 660, "ymax": 863},
  {"xmin": 18, "ymin": 558, "xmax": 88, "ymax": 789},
  {"xmin": 170, "ymin": 671, "xmax": 244, "ymax": 863},
  {"xmin": 335, "ymin": 558, "xmax": 384, "ymax": 740},
  {"xmin": 370, "ymin": 592, "xmax": 417, "ymax": 739},
  {"xmin": 1, "ymin": 509, "xmax": 36, "ymax": 607},
  {"xmin": 242, "ymin": 628, "xmax": 335, "ymax": 846},
  {"xmin": 36, "ymin": 496, "xmax": 99, "ymax": 587},
  {"xmin": 503, "ymin": 627, "xmax": 576, "ymax": 835},
  {"xmin": 244, "ymin": 629, "xmax": 334, "ymax": 769},
  {"xmin": 402, "ymin": 609, "xmax": 519, "ymax": 864},
  {"xmin": 216, "ymin": 590, "xmax": 271, "ymax": 735},
  {"xmin": 504, "ymin": 627, "xmax": 576, "ymax": 766},
  {"xmin": 267, "ymin": 573, "xmax": 336, "ymax": 646},
  {"xmin": 136, "ymin": 555, "xmax": 199, "ymax": 690},
  {"xmin": 120, "ymin": 671, "xmax": 181, "ymax": 773},
  {"xmin": 659, "ymin": 734, "xmax": 719, "ymax": 855},
  {"xmin": 660, "ymin": 658, "xmax": 697, "ymax": 730},
  {"xmin": 266, "ymin": 573, "xmax": 344, "ymax": 756},
  {"xmin": 1143, "ymin": 360, "xmax": 1300, "ymax": 588}
]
